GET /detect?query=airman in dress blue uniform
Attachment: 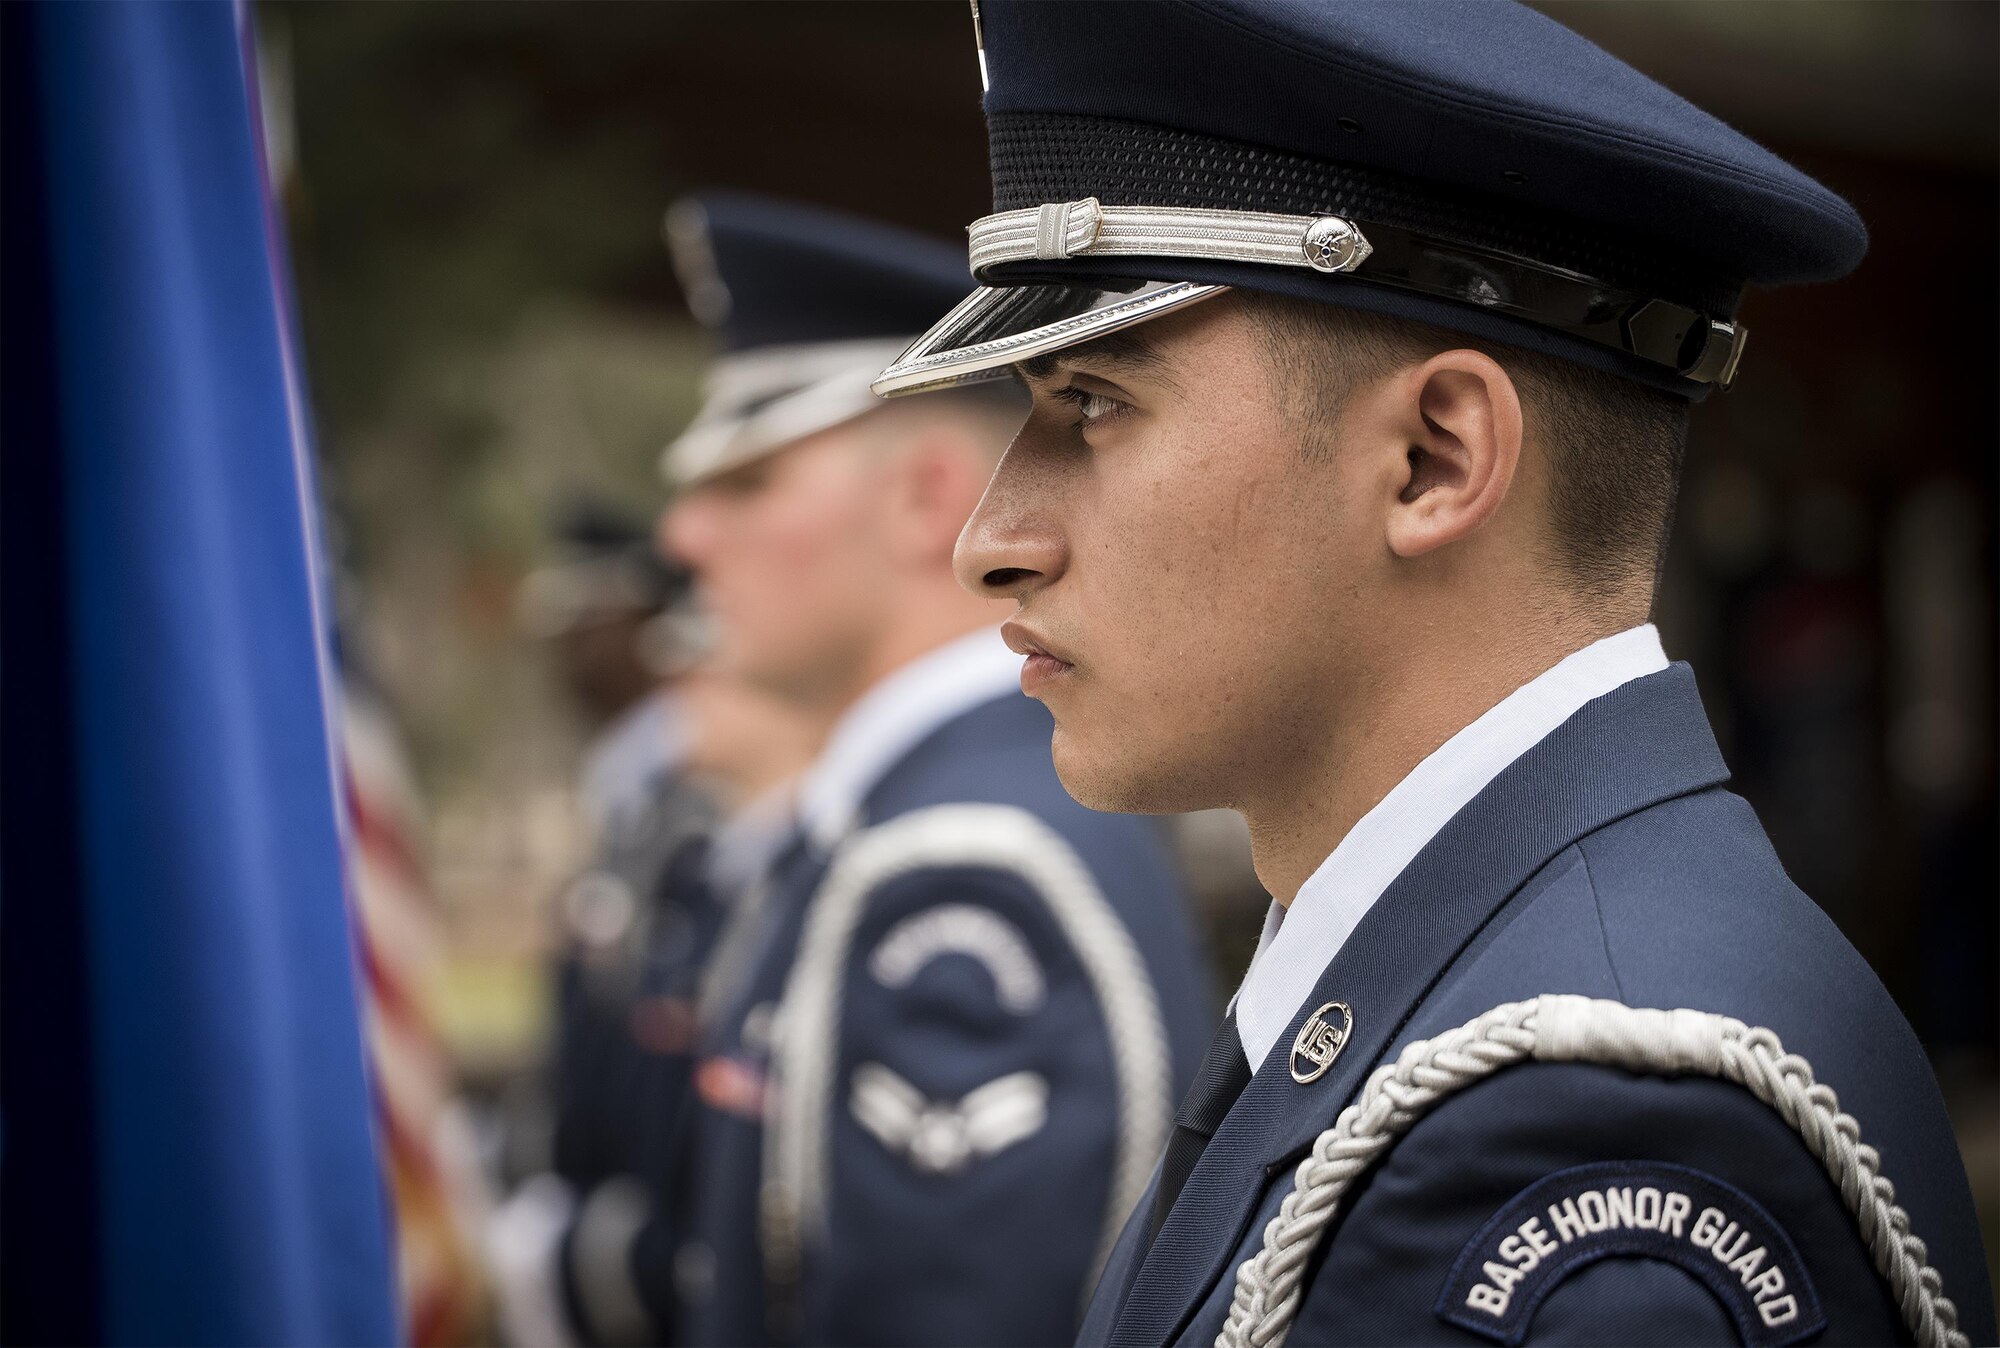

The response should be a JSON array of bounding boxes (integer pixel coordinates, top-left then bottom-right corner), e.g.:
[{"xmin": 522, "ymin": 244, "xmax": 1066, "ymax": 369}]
[
  {"xmin": 491, "ymin": 517, "xmax": 719, "ymax": 1347},
  {"xmin": 876, "ymin": 3, "xmax": 1997, "ymax": 1345},
  {"xmin": 540, "ymin": 761, "xmax": 724, "ymax": 1347},
  {"xmin": 658, "ymin": 194, "xmax": 1214, "ymax": 1347},
  {"xmin": 493, "ymin": 515, "xmax": 816, "ymax": 1348}
]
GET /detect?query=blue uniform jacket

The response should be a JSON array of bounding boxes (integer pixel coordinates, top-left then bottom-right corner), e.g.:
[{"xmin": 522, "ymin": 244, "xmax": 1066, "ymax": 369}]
[
  {"xmin": 1082, "ymin": 664, "xmax": 1994, "ymax": 1348},
  {"xmin": 680, "ymin": 689, "xmax": 1212, "ymax": 1347},
  {"xmin": 545, "ymin": 769, "xmax": 724, "ymax": 1344}
]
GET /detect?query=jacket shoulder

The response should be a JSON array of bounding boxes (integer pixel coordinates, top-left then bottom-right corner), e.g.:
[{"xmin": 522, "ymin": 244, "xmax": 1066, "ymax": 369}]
[
  {"xmin": 1437, "ymin": 785, "xmax": 1909, "ymax": 1040},
  {"xmin": 1409, "ymin": 786, "xmax": 1995, "ymax": 1343},
  {"xmin": 1289, "ymin": 1060, "xmax": 1911, "ymax": 1346}
]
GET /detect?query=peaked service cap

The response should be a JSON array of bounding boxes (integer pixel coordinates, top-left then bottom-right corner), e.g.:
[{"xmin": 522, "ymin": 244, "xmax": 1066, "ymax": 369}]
[
  {"xmin": 663, "ymin": 192, "xmax": 976, "ymax": 488},
  {"xmin": 872, "ymin": 0, "xmax": 1868, "ymax": 402}
]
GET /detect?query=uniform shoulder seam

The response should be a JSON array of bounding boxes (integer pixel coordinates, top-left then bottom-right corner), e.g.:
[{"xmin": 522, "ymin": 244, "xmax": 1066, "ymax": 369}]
[{"xmin": 1574, "ymin": 839, "xmax": 1627, "ymax": 1002}]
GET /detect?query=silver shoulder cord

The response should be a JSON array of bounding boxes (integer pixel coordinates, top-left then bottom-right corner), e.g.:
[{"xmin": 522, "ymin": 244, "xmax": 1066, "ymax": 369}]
[
  {"xmin": 1217, "ymin": 994, "xmax": 1970, "ymax": 1348},
  {"xmin": 760, "ymin": 802, "xmax": 1176, "ymax": 1299}
]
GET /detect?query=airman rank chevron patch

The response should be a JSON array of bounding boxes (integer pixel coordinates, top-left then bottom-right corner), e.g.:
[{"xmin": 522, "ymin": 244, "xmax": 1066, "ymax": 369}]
[{"xmin": 1435, "ymin": 1161, "xmax": 1824, "ymax": 1346}]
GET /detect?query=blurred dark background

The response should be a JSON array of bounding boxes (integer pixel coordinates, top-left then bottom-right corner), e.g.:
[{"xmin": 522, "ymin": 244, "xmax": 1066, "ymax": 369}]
[{"xmin": 263, "ymin": 0, "xmax": 1997, "ymax": 1272}]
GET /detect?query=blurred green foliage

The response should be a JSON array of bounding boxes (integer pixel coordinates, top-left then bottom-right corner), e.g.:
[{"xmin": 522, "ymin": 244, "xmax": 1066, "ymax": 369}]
[
  {"xmin": 279, "ymin": 2, "xmax": 685, "ymax": 437},
  {"xmin": 271, "ymin": 2, "xmax": 720, "ymax": 794},
  {"xmin": 270, "ymin": 0, "xmax": 985, "ymax": 583}
]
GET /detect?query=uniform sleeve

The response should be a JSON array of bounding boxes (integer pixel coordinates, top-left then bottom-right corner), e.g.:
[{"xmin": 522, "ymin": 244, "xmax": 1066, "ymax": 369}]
[
  {"xmin": 772, "ymin": 820, "xmax": 1175, "ymax": 1348},
  {"xmin": 544, "ymin": 814, "xmax": 720, "ymax": 1346},
  {"xmin": 1282, "ymin": 1062, "xmax": 1912, "ymax": 1347}
]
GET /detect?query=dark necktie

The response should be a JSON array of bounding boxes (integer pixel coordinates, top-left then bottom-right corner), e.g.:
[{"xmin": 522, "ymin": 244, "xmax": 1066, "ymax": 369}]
[{"xmin": 1148, "ymin": 1010, "xmax": 1252, "ymax": 1244}]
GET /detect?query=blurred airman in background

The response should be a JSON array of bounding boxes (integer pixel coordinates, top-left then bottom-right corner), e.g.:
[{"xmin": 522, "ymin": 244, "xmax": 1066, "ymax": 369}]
[
  {"xmin": 653, "ymin": 193, "xmax": 1214, "ymax": 1347},
  {"xmin": 490, "ymin": 508, "xmax": 819, "ymax": 1347}
]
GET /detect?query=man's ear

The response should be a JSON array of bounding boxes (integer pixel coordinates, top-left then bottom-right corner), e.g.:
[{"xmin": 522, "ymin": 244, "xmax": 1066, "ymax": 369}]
[{"xmin": 1384, "ymin": 350, "xmax": 1522, "ymax": 560}]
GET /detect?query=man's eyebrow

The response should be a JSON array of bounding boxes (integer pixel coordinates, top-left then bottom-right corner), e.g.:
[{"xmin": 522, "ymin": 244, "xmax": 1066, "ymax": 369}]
[{"xmin": 1014, "ymin": 328, "xmax": 1177, "ymax": 390}]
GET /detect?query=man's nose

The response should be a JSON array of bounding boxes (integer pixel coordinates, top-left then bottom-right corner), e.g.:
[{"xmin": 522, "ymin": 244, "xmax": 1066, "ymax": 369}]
[{"xmin": 953, "ymin": 478, "xmax": 1065, "ymax": 601}]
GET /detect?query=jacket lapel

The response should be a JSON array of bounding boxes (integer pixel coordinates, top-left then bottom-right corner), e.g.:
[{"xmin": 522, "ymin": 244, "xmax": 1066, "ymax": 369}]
[
  {"xmin": 1108, "ymin": 664, "xmax": 1730, "ymax": 1348},
  {"xmin": 1078, "ymin": 1166, "xmax": 1164, "ymax": 1345}
]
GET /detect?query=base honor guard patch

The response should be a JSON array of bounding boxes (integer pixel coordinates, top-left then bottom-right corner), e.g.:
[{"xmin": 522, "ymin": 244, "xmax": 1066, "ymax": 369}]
[{"xmin": 1436, "ymin": 1161, "xmax": 1824, "ymax": 1346}]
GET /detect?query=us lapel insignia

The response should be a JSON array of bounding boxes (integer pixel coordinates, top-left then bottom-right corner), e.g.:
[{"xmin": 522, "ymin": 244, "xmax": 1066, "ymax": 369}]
[{"xmin": 1290, "ymin": 1001, "xmax": 1353, "ymax": 1083}]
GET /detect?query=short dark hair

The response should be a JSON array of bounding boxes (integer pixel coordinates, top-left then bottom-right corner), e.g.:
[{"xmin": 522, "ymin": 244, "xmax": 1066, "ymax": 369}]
[{"xmin": 1239, "ymin": 292, "xmax": 1690, "ymax": 599}]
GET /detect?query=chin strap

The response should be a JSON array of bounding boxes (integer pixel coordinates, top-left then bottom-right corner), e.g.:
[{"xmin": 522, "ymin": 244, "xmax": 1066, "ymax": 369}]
[{"xmin": 1217, "ymin": 994, "xmax": 1968, "ymax": 1348}]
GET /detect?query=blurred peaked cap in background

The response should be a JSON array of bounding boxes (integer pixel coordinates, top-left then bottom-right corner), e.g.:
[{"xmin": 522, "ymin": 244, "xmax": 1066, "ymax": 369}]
[
  {"xmin": 875, "ymin": 0, "xmax": 1870, "ymax": 400},
  {"xmin": 660, "ymin": 192, "xmax": 979, "ymax": 489},
  {"xmin": 664, "ymin": 190, "xmax": 975, "ymax": 354},
  {"xmin": 550, "ymin": 496, "xmax": 669, "ymax": 561},
  {"xmin": 519, "ymin": 496, "xmax": 691, "ymax": 640}
]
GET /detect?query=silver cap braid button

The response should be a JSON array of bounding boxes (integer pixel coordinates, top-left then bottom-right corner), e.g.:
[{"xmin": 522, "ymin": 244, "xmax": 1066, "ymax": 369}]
[{"xmin": 1302, "ymin": 217, "xmax": 1373, "ymax": 274}]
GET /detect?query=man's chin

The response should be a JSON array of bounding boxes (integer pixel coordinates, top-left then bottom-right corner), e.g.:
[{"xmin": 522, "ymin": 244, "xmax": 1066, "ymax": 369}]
[
  {"xmin": 728, "ymin": 653, "xmax": 822, "ymax": 708},
  {"xmin": 1049, "ymin": 724, "xmax": 1202, "ymax": 816}
]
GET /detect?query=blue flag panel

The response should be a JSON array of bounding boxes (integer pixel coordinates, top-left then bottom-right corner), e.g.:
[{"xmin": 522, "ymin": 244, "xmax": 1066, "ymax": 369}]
[{"xmin": 2, "ymin": 2, "xmax": 400, "ymax": 1343}]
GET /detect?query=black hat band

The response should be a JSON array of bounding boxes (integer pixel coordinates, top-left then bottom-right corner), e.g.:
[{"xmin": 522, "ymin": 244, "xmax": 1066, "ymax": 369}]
[{"xmin": 968, "ymin": 200, "xmax": 1746, "ymax": 388}]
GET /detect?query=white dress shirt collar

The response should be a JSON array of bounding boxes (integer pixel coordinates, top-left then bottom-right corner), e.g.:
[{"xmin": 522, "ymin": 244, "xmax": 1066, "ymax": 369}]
[
  {"xmin": 797, "ymin": 626, "xmax": 1023, "ymax": 849},
  {"xmin": 1232, "ymin": 623, "xmax": 1670, "ymax": 1071}
]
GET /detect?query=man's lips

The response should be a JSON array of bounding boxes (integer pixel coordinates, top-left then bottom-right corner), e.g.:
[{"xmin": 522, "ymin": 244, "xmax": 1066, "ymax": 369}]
[
  {"xmin": 1001, "ymin": 619, "xmax": 1072, "ymax": 664},
  {"xmin": 1001, "ymin": 619, "xmax": 1075, "ymax": 693}
]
